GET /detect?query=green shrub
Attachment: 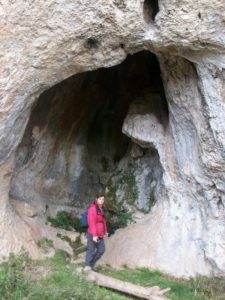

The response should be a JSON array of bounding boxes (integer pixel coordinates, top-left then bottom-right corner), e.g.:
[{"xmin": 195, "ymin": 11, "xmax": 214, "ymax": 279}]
[
  {"xmin": 114, "ymin": 210, "xmax": 133, "ymax": 228},
  {"xmin": 48, "ymin": 211, "xmax": 84, "ymax": 232},
  {"xmin": 119, "ymin": 170, "xmax": 139, "ymax": 204},
  {"xmin": 37, "ymin": 238, "xmax": 53, "ymax": 249},
  {"xmin": 138, "ymin": 207, "xmax": 150, "ymax": 214}
]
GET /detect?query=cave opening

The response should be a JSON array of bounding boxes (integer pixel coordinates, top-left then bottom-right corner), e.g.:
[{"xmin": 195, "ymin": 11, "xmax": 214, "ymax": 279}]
[{"xmin": 10, "ymin": 50, "xmax": 168, "ymax": 223}]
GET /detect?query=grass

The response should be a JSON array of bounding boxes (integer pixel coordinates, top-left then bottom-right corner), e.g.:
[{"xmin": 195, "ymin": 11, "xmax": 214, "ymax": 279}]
[
  {"xmin": 0, "ymin": 251, "xmax": 130, "ymax": 300},
  {"xmin": 99, "ymin": 265, "xmax": 225, "ymax": 300},
  {"xmin": 1, "ymin": 251, "xmax": 225, "ymax": 300},
  {"xmin": 0, "ymin": 253, "xmax": 31, "ymax": 300}
]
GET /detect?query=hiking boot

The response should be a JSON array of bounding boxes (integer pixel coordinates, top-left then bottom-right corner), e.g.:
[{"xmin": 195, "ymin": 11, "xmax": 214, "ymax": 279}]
[
  {"xmin": 83, "ymin": 265, "xmax": 92, "ymax": 272},
  {"xmin": 91, "ymin": 266, "xmax": 98, "ymax": 272}
]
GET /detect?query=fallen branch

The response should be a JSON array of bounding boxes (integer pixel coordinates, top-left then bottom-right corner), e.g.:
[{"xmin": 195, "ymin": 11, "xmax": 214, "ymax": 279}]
[{"xmin": 83, "ymin": 269, "xmax": 170, "ymax": 300}]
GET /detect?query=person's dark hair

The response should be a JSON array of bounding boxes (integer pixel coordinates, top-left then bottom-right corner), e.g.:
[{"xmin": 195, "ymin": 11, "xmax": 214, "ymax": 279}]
[{"xmin": 96, "ymin": 194, "xmax": 105, "ymax": 199}]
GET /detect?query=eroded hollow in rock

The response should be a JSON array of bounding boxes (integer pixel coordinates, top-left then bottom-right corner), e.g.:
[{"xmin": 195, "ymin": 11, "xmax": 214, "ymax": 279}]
[
  {"xmin": 10, "ymin": 51, "xmax": 168, "ymax": 216},
  {"xmin": 143, "ymin": 0, "xmax": 159, "ymax": 23}
]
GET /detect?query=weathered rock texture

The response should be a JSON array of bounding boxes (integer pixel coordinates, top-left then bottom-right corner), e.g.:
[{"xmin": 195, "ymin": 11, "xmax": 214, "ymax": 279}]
[{"xmin": 1, "ymin": 0, "xmax": 225, "ymax": 277}]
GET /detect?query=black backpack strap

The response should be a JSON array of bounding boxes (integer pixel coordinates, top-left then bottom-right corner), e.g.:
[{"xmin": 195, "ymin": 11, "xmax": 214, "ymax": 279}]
[{"xmin": 96, "ymin": 205, "xmax": 105, "ymax": 216}]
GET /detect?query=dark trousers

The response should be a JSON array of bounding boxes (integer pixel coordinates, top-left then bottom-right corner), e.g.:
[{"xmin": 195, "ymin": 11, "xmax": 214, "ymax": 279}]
[{"xmin": 85, "ymin": 233, "xmax": 105, "ymax": 268}]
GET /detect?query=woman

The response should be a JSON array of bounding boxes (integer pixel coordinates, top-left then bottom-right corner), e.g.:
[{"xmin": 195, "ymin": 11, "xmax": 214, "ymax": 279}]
[{"xmin": 85, "ymin": 194, "xmax": 107, "ymax": 271}]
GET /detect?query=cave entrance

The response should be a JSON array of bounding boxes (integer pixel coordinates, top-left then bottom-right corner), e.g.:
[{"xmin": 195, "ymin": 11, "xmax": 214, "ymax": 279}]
[{"xmin": 10, "ymin": 51, "xmax": 168, "ymax": 221}]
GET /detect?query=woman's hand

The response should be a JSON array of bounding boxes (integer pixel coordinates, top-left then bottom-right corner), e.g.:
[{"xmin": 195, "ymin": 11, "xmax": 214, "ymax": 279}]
[{"xmin": 93, "ymin": 236, "xmax": 99, "ymax": 242}]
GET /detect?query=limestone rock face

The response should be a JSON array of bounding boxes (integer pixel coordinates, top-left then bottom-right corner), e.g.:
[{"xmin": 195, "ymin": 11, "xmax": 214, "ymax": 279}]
[
  {"xmin": 101, "ymin": 58, "xmax": 225, "ymax": 277},
  {"xmin": 0, "ymin": 0, "xmax": 225, "ymax": 277}
]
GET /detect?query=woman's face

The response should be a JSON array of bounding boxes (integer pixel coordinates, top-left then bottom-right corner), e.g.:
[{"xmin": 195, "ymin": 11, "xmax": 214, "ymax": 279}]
[{"xmin": 96, "ymin": 196, "xmax": 105, "ymax": 207}]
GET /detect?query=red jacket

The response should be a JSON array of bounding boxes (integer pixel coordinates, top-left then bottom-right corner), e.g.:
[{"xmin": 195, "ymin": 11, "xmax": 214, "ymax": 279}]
[{"xmin": 87, "ymin": 204, "xmax": 107, "ymax": 238}]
